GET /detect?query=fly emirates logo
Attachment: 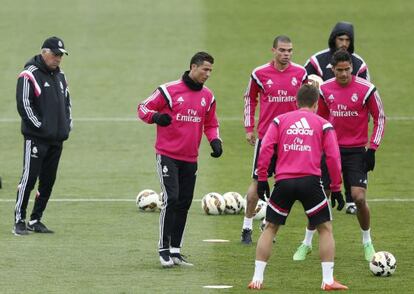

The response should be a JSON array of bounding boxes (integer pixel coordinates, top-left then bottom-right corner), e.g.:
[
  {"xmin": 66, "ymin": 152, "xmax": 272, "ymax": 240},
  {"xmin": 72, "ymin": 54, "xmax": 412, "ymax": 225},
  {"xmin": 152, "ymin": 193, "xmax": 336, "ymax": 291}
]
[
  {"xmin": 176, "ymin": 109, "xmax": 202, "ymax": 123},
  {"xmin": 267, "ymin": 89, "xmax": 296, "ymax": 103},
  {"xmin": 283, "ymin": 118, "xmax": 312, "ymax": 152},
  {"xmin": 330, "ymin": 104, "xmax": 358, "ymax": 117}
]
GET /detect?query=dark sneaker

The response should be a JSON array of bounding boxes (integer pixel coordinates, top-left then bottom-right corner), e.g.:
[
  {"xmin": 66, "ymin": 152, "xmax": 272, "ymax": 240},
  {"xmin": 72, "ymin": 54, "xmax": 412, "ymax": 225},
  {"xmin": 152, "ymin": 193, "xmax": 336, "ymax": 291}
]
[
  {"xmin": 171, "ymin": 253, "xmax": 194, "ymax": 266},
  {"xmin": 346, "ymin": 204, "xmax": 357, "ymax": 215},
  {"xmin": 27, "ymin": 220, "xmax": 54, "ymax": 233},
  {"xmin": 159, "ymin": 250, "xmax": 174, "ymax": 268},
  {"xmin": 241, "ymin": 228, "xmax": 252, "ymax": 245},
  {"xmin": 12, "ymin": 221, "xmax": 28, "ymax": 236}
]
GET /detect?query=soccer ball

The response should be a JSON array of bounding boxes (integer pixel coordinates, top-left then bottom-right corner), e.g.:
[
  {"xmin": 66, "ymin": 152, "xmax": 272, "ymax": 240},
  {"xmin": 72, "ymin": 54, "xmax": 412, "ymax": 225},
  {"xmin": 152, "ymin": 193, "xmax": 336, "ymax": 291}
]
[
  {"xmin": 136, "ymin": 189, "xmax": 159, "ymax": 212},
  {"xmin": 201, "ymin": 192, "xmax": 225, "ymax": 215},
  {"xmin": 222, "ymin": 192, "xmax": 243, "ymax": 214},
  {"xmin": 253, "ymin": 199, "xmax": 267, "ymax": 220},
  {"xmin": 308, "ymin": 74, "xmax": 324, "ymax": 89},
  {"xmin": 369, "ymin": 251, "xmax": 397, "ymax": 277}
]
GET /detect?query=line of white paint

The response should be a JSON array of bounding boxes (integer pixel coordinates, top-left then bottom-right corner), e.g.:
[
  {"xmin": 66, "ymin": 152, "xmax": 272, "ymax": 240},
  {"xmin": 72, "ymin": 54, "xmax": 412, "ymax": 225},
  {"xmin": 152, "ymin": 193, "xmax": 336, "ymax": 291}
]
[
  {"xmin": 1, "ymin": 116, "xmax": 414, "ymax": 123},
  {"xmin": 0, "ymin": 198, "xmax": 413, "ymax": 202}
]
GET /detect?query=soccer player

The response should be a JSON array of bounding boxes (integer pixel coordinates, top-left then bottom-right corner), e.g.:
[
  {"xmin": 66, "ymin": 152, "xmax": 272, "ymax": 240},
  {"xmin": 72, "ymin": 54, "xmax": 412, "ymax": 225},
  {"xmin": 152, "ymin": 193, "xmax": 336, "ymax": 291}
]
[
  {"xmin": 241, "ymin": 35, "xmax": 307, "ymax": 244},
  {"xmin": 138, "ymin": 52, "xmax": 222, "ymax": 268},
  {"xmin": 294, "ymin": 50, "xmax": 385, "ymax": 262},
  {"xmin": 293, "ymin": 21, "xmax": 374, "ymax": 261},
  {"xmin": 306, "ymin": 21, "xmax": 370, "ymax": 216},
  {"xmin": 248, "ymin": 84, "xmax": 348, "ymax": 291}
]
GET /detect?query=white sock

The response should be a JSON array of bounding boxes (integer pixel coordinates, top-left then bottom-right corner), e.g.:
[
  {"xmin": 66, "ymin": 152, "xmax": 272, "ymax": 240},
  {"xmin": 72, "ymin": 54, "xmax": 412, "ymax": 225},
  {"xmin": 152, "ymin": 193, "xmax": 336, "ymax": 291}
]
[
  {"xmin": 302, "ymin": 228, "xmax": 315, "ymax": 246},
  {"xmin": 252, "ymin": 260, "xmax": 267, "ymax": 282},
  {"xmin": 170, "ymin": 247, "xmax": 180, "ymax": 254},
  {"xmin": 243, "ymin": 217, "xmax": 253, "ymax": 230},
  {"xmin": 362, "ymin": 228, "xmax": 372, "ymax": 244},
  {"xmin": 321, "ymin": 262, "xmax": 334, "ymax": 285}
]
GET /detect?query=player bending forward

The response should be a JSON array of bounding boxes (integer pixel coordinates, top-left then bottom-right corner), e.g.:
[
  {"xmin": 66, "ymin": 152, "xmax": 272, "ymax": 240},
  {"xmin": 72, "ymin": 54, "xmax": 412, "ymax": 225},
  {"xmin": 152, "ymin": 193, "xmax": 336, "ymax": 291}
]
[{"xmin": 248, "ymin": 84, "xmax": 348, "ymax": 291}]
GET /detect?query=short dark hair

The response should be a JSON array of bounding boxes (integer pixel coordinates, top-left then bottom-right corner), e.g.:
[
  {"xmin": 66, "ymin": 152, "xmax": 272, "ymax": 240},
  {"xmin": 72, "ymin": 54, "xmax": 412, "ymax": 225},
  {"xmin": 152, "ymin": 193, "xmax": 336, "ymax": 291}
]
[
  {"xmin": 331, "ymin": 49, "xmax": 352, "ymax": 67},
  {"xmin": 297, "ymin": 84, "xmax": 319, "ymax": 108},
  {"xmin": 190, "ymin": 52, "xmax": 214, "ymax": 68},
  {"xmin": 273, "ymin": 35, "xmax": 291, "ymax": 48}
]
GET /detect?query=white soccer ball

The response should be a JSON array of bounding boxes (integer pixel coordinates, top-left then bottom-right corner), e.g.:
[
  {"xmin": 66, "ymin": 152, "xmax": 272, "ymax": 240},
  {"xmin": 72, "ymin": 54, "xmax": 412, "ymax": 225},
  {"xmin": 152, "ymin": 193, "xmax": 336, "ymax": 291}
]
[
  {"xmin": 222, "ymin": 192, "xmax": 243, "ymax": 214},
  {"xmin": 253, "ymin": 199, "xmax": 267, "ymax": 220},
  {"xmin": 308, "ymin": 74, "xmax": 324, "ymax": 89},
  {"xmin": 136, "ymin": 189, "xmax": 159, "ymax": 212},
  {"xmin": 201, "ymin": 192, "xmax": 225, "ymax": 215},
  {"xmin": 369, "ymin": 251, "xmax": 397, "ymax": 277}
]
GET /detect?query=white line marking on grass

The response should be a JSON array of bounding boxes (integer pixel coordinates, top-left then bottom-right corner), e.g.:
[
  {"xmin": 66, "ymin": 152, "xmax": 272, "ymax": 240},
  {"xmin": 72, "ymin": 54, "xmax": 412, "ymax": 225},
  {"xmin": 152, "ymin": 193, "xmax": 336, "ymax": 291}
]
[
  {"xmin": 0, "ymin": 198, "xmax": 413, "ymax": 202},
  {"xmin": 1, "ymin": 116, "xmax": 414, "ymax": 123},
  {"xmin": 202, "ymin": 239, "xmax": 230, "ymax": 243},
  {"xmin": 203, "ymin": 285, "xmax": 233, "ymax": 289}
]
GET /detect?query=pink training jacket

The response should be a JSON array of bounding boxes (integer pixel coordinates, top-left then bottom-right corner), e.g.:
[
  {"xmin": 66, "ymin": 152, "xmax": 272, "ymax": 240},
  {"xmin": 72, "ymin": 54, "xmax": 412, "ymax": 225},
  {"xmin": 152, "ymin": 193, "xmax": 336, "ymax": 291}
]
[
  {"xmin": 258, "ymin": 109, "xmax": 342, "ymax": 192},
  {"xmin": 244, "ymin": 61, "xmax": 307, "ymax": 139},
  {"xmin": 138, "ymin": 79, "xmax": 220, "ymax": 162},
  {"xmin": 318, "ymin": 76, "xmax": 386, "ymax": 150}
]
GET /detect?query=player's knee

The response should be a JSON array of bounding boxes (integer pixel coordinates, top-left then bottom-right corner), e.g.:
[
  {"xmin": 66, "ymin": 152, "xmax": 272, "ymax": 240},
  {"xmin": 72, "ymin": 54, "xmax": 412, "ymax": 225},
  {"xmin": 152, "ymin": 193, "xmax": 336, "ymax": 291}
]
[
  {"xmin": 316, "ymin": 221, "xmax": 332, "ymax": 233},
  {"xmin": 353, "ymin": 194, "xmax": 366, "ymax": 207},
  {"xmin": 265, "ymin": 221, "xmax": 278, "ymax": 232}
]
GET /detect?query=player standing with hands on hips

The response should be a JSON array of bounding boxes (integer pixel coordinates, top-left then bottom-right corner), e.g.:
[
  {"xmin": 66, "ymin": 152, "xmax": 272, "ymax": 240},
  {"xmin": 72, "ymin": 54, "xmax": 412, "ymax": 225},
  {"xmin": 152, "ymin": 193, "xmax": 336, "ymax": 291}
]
[
  {"xmin": 138, "ymin": 52, "xmax": 222, "ymax": 268},
  {"xmin": 241, "ymin": 35, "xmax": 307, "ymax": 244},
  {"xmin": 248, "ymin": 84, "xmax": 348, "ymax": 291},
  {"xmin": 14, "ymin": 36, "xmax": 72, "ymax": 235}
]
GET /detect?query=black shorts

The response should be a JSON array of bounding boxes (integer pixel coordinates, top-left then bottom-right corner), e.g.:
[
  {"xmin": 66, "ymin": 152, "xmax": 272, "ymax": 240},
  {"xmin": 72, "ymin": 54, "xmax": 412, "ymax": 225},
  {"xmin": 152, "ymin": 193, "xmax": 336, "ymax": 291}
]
[
  {"xmin": 252, "ymin": 139, "xmax": 277, "ymax": 180},
  {"xmin": 320, "ymin": 147, "xmax": 367, "ymax": 190},
  {"xmin": 340, "ymin": 147, "xmax": 367, "ymax": 189},
  {"xmin": 266, "ymin": 176, "xmax": 332, "ymax": 226}
]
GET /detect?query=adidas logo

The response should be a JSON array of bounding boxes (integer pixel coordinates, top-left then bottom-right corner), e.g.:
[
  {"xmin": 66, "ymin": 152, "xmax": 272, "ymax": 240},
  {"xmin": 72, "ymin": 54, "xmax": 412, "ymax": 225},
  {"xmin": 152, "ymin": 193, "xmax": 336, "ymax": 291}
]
[
  {"xmin": 44, "ymin": 82, "xmax": 50, "ymax": 87},
  {"xmin": 266, "ymin": 79, "xmax": 273, "ymax": 85},
  {"xmin": 177, "ymin": 97, "xmax": 184, "ymax": 103},
  {"xmin": 286, "ymin": 117, "xmax": 314, "ymax": 135}
]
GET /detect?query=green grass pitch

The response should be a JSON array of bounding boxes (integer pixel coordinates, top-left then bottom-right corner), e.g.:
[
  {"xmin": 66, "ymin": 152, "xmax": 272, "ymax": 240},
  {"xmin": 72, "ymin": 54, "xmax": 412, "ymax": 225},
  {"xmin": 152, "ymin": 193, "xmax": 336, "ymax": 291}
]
[{"xmin": 0, "ymin": 0, "xmax": 413, "ymax": 293}]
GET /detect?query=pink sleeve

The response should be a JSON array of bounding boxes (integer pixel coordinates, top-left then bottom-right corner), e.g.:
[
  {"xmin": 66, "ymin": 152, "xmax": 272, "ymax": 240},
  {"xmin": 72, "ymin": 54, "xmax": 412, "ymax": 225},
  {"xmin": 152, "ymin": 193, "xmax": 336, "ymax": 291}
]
[
  {"xmin": 137, "ymin": 89, "xmax": 167, "ymax": 124},
  {"xmin": 367, "ymin": 90, "xmax": 386, "ymax": 150},
  {"xmin": 317, "ymin": 96, "xmax": 330, "ymax": 120},
  {"xmin": 257, "ymin": 121, "xmax": 279, "ymax": 181},
  {"xmin": 323, "ymin": 126, "xmax": 342, "ymax": 192},
  {"xmin": 204, "ymin": 99, "xmax": 220, "ymax": 142},
  {"xmin": 244, "ymin": 77, "xmax": 260, "ymax": 133}
]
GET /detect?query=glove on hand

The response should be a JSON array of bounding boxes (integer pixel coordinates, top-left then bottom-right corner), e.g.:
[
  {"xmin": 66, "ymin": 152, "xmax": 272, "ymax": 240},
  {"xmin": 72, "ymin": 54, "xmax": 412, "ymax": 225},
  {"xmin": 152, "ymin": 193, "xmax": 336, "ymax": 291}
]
[
  {"xmin": 257, "ymin": 181, "xmax": 270, "ymax": 201},
  {"xmin": 365, "ymin": 148, "xmax": 376, "ymax": 172},
  {"xmin": 152, "ymin": 113, "xmax": 172, "ymax": 126},
  {"xmin": 331, "ymin": 191, "xmax": 345, "ymax": 211},
  {"xmin": 210, "ymin": 139, "xmax": 223, "ymax": 158}
]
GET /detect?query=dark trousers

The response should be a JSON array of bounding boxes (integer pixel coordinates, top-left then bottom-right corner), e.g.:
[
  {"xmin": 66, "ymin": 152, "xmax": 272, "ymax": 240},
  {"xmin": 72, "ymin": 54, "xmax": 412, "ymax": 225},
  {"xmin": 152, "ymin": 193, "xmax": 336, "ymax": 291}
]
[
  {"xmin": 15, "ymin": 139, "xmax": 62, "ymax": 223},
  {"xmin": 156, "ymin": 154, "xmax": 197, "ymax": 251}
]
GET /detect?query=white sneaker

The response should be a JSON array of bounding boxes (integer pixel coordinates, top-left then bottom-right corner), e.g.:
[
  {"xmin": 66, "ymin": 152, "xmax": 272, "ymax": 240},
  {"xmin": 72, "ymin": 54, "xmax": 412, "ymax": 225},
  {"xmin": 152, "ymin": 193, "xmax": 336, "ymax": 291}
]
[
  {"xmin": 171, "ymin": 253, "xmax": 194, "ymax": 266},
  {"xmin": 159, "ymin": 251, "xmax": 174, "ymax": 268}
]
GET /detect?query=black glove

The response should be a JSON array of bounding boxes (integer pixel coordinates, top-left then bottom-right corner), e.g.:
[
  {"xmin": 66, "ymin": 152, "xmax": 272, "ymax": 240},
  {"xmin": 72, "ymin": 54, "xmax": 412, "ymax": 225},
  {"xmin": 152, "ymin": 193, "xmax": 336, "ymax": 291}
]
[
  {"xmin": 210, "ymin": 139, "xmax": 222, "ymax": 158},
  {"xmin": 331, "ymin": 191, "xmax": 345, "ymax": 211},
  {"xmin": 257, "ymin": 181, "xmax": 270, "ymax": 201},
  {"xmin": 152, "ymin": 113, "xmax": 172, "ymax": 126},
  {"xmin": 365, "ymin": 148, "xmax": 376, "ymax": 172}
]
